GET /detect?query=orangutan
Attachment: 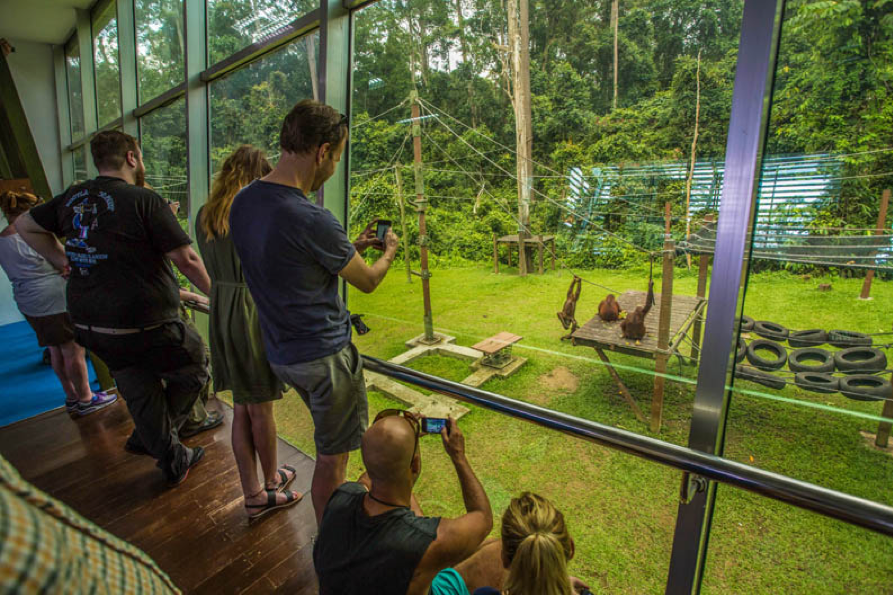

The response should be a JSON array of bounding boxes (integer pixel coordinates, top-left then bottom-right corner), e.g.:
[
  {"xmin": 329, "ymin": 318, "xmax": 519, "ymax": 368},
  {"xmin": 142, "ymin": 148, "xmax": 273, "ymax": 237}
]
[
  {"xmin": 557, "ymin": 276, "xmax": 582, "ymax": 338},
  {"xmin": 620, "ymin": 280, "xmax": 654, "ymax": 340},
  {"xmin": 598, "ymin": 294, "xmax": 622, "ymax": 322}
]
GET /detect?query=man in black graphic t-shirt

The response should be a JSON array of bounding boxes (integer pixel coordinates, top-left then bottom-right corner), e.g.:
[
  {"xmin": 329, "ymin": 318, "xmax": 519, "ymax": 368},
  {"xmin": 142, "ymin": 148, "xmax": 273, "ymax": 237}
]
[{"xmin": 20, "ymin": 131, "xmax": 214, "ymax": 486}]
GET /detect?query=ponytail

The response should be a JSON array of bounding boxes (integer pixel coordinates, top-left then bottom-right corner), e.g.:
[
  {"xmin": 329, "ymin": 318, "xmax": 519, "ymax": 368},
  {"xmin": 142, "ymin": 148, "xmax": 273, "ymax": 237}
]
[
  {"xmin": 0, "ymin": 190, "xmax": 40, "ymax": 220},
  {"xmin": 501, "ymin": 493, "xmax": 574, "ymax": 595}
]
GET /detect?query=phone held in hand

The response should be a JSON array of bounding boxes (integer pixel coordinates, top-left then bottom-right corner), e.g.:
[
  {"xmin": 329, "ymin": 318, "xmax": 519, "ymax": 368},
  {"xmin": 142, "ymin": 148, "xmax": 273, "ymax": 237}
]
[
  {"xmin": 376, "ymin": 219, "xmax": 392, "ymax": 241},
  {"xmin": 422, "ymin": 417, "xmax": 448, "ymax": 435}
]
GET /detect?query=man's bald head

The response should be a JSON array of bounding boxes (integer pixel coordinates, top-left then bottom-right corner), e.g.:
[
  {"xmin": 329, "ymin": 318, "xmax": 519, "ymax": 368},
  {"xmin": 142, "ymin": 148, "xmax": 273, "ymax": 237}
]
[{"xmin": 362, "ymin": 416, "xmax": 418, "ymax": 484}]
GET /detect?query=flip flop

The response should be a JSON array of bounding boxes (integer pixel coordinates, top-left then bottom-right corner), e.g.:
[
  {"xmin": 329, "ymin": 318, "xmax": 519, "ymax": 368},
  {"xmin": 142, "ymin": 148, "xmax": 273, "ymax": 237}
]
[
  {"xmin": 272, "ymin": 464, "xmax": 297, "ymax": 493},
  {"xmin": 246, "ymin": 489, "xmax": 303, "ymax": 520}
]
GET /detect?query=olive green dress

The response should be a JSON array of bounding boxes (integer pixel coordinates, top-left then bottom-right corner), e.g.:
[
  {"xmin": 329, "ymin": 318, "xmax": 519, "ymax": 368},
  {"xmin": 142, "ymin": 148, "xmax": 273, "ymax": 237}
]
[{"xmin": 195, "ymin": 206, "xmax": 283, "ymax": 403}]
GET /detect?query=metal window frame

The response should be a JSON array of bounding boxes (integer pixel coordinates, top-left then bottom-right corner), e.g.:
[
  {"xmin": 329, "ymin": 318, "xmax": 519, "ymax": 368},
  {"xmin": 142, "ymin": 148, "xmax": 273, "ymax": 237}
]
[
  {"xmin": 200, "ymin": 10, "xmax": 321, "ymax": 83},
  {"xmin": 664, "ymin": 1, "xmax": 786, "ymax": 592}
]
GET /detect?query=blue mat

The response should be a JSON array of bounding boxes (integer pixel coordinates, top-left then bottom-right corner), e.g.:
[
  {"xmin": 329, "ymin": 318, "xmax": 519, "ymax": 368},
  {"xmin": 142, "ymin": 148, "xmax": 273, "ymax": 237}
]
[{"xmin": 0, "ymin": 320, "xmax": 99, "ymax": 427}]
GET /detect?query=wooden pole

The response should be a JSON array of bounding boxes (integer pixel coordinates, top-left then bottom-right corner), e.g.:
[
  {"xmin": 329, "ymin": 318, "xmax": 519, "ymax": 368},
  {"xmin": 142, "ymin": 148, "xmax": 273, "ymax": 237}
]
[
  {"xmin": 395, "ymin": 164, "xmax": 412, "ymax": 283},
  {"xmin": 550, "ymin": 238, "xmax": 556, "ymax": 270},
  {"xmin": 537, "ymin": 235, "xmax": 544, "ymax": 274},
  {"xmin": 690, "ymin": 213, "xmax": 714, "ymax": 361},
  {"xmin": 859, "ymin": 189, "xmax": 890, "ymax": 300},
  {"xmin": 493, "ymin": 233, "xmax": 499, "ymax": 274},
  {"xmin": 595, "ymin": 348, "xmax": 646, "ymax": 423},
  {"xmin": 875, "ymin": 389, "xmax": 893, "ymax": 449},
  {"xmin": 411, "ymin": 92, "xmax": 435, "ymax": 342},
  {"xmin": 651, "ymin": 239, "xmax": 675, "ymax": 433},
  {"xmin": 664, "ymin": 201, "xmax": 672, "ymax": 236}
]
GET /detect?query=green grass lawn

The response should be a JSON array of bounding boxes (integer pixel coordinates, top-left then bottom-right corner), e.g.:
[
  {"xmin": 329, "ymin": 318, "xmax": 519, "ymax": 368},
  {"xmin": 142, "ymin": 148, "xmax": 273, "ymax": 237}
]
[{"xmin": 228, "ymin": 263, "xmax": 893, "ymax": 593}]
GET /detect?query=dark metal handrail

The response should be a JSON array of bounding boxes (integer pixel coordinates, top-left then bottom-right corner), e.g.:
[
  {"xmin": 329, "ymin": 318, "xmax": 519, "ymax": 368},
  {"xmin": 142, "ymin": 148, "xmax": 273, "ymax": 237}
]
[
  {"xmin": 362, "ymin": 356, "xmax": 893, "ymax": 537},
  {"xmin": 182, "ymin": 296, "xmax": 893, "ymax": 536}
]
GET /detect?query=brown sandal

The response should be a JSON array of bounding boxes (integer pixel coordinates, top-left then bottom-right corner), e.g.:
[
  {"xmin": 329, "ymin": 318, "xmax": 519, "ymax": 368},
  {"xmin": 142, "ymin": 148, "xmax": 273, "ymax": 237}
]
[{"xmin": 245, "ymin": 489, "xmax": 303, "ymax": 520}]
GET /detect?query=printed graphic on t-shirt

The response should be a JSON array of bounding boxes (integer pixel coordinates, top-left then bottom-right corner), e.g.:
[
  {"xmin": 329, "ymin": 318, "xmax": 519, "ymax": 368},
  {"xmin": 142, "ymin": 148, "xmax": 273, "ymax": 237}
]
[{"xmin": 64, "ymin": 188, "xmax": 115, "ymax": 275}]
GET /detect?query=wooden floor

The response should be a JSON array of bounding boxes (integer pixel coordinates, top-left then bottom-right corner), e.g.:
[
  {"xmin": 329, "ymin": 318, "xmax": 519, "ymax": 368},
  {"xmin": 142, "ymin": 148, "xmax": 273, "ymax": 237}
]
[
  {"xmin": 0, "ymin": 398, "xmax": 319, "ymax": 594},
  {"xmin": 571, "ymin": 290, "xmax": 705, "ymax": 359}
]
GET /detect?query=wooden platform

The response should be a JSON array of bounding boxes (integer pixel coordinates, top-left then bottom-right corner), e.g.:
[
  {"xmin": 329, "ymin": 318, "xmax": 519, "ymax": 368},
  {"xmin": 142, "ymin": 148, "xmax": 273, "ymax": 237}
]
[
  {"xmin": 571, "ymin": 290, "xmax": 705, "ymax": 359},
  {"xmin": 0, "ymin": 399, "xmax": 319, "ymax": 594},
  {"xmin": 472, "ymin": 331, "xmax": 523, "ymax": 355},
  {"xmin": 496, "ymin": 234, "xmax": 555, "ymax": 245},
  {"xmin": 493, "ymin": 234, "xmax": 556, "ymax": 274}
]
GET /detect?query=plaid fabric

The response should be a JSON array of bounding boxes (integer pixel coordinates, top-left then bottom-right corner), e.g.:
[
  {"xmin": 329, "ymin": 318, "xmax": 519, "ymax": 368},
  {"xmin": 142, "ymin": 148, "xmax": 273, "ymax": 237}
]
[{"xmin": 0, "ymin": 455, "xmax": 180, "ymax": 594}]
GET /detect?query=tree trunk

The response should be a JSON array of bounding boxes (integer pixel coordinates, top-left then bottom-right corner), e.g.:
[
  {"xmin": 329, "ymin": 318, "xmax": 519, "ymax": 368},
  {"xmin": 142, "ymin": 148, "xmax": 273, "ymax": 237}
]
[
  {"xmin": 306, "ymin": 36, "xmax": 319, "ymax": 101},
  {"xmin": 508, "ymin": 0, "xmax": 532, "ymax": 275},
  {"xmin": 454, "ymin": 0, "xmax": 478, "ymax": 127},
  {"xmin": 684, "ymin": 49, "xmax": 702, "ymax": 268},
  {"xmin": 611, "ymin": 0, "xmax": 619, "ymax": 109}
]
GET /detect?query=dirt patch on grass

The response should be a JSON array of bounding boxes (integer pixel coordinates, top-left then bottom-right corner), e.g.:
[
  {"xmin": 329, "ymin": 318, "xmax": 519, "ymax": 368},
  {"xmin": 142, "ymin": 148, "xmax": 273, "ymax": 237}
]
[
  {"xmin": 538, "ymin": 366, "xmax": 580, "ymax": 396},
  {"xmin": 860, "ymin": 431, "xmax": 893, "ymax": 457}
]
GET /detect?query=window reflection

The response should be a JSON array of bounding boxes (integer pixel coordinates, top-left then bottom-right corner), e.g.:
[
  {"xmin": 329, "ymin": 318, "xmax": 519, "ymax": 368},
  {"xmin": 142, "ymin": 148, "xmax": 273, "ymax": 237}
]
[
  {"xmin": 65, "ymin": 38, "xmax": 85, "ymax": 140},
  {"xmin": 136, "ymin": 0, "xmax": 186, "ymax": 103},
  {"xmin": 209, "ymin": 33, "xmax": 318, "ymax": 172},
  {"xmin": 140, "ymin": 99, "xmax": 188, "ymax": 216},
  {"xmin": 73, "ymin": 146, "xmax": 88, "ymax": 184},
  {"xmin": 206, "ymin": 0, "xmax": 316, "ymax": 66},
  {"xmin": 93, "ymin": 1, "xmax": 122, "ymax": 126}
]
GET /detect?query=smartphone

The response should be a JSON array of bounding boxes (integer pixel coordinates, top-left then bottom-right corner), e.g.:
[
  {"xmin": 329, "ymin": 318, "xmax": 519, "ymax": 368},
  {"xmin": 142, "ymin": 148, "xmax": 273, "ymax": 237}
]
[
  {"xmin": 422, "ymin": 417, "xmax": 448, "ymax": 435},
  {"xmin": 350, "ymin": 313, "xmax": 370, "ymax": 336},
  {"xmin": 376, "ymin": 219, "xmax": 392, "ymax": 241}
]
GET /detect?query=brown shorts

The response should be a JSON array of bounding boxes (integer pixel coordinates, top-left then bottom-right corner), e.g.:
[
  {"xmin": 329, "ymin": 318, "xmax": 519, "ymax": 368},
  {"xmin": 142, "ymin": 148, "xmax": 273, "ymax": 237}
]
[{"xmin": 23, "ymin": 312, "xmax": 76, "ymax": 347}]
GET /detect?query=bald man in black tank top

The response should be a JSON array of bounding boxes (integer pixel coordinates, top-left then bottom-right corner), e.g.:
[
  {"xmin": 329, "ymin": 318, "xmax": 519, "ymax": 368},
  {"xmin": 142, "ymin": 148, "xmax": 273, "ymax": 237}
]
[{"xmin": 314, "ymin": 414, "xmax": 506, "ymax": 595}]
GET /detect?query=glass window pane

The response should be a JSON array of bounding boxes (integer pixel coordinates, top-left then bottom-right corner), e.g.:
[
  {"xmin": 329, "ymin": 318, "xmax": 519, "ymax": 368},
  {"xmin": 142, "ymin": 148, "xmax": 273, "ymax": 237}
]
[
  {"xmin": 93, "ymin": 1, "xmax": 122, "ymax": 126},
  {"xmin": 140, "ymin": 98, "xmax": 188, "ymax": 217},
  {"xmin": 73, "ymin": 147, "xmax": 88, "ymax": 184},
  {"xmin": 136, "ymin": 0, "xmax": 186, "ymax": 103},
  {"xmin": 346, "ymin": 0, "xmax": 742, "ymax": 587},
  {"xmin": 209, "ymin": 33, "xmax": 318, "ymax": 171},
  {"xmin": 702, "ymin": 0, "xmax": 893, "ymax": 590},
  {"xmin": 65, "ymin": 38, "xmax": 85, "ymax": 140},
  {"xmin": 206, "ymin": 0, "xmax": 315, "ymax": 66}
]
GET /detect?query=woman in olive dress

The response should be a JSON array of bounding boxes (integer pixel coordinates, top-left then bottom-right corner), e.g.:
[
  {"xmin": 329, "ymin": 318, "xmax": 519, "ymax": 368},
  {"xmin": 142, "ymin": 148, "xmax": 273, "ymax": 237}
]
[{"xmin": 196, "ymin": 146, "xmax": 301, "ymax": 518}]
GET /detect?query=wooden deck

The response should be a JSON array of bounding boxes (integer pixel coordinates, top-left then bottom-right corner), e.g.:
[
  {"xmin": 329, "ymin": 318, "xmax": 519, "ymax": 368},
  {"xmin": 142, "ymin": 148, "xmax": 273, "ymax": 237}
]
[
  {"xmin": 571, "ymin": 290, "xmax": 706, "ymax": 359},
  {"xmin": 0, "ymin": 398, "xmax": 319, "ymax": 594}
]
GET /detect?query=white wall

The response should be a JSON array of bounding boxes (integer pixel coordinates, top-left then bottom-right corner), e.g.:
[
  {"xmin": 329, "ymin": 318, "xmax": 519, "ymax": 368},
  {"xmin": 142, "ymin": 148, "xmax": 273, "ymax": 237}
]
[
  {"xmin": 1, "ymin": 39, "xmax": 61, "ymax": 326},
  {"xmin": 7, "ymin": 38, "xmax": 63, "ymax": 195}
]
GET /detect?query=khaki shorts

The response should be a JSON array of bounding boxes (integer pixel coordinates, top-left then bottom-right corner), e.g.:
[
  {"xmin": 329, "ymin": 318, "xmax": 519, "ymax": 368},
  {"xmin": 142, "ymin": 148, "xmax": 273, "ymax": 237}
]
[{"xmin": 271, "ymin": 342, "xmax": 368, "ymax": 455}]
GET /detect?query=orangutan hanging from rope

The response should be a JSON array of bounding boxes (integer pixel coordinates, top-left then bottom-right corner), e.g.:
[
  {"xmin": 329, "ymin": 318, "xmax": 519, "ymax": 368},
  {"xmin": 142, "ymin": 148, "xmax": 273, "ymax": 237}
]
[{"xmin": 557, "ymin": 275, "xmax": 582, "ymax": 340}]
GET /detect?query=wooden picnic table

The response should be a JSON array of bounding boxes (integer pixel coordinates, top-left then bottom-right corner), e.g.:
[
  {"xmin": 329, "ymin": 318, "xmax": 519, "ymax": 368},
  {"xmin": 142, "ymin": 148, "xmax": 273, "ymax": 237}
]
[{"xmin": 493, "ymin": 234, "xmax": 556, "ymax": 274}]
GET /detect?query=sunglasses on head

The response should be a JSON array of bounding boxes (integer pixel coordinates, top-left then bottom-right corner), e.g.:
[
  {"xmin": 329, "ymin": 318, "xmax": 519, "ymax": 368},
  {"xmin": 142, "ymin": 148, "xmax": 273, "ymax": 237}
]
[{"xmin": 373, "ymin": 408, "xmax": 420, "ymax": 437}]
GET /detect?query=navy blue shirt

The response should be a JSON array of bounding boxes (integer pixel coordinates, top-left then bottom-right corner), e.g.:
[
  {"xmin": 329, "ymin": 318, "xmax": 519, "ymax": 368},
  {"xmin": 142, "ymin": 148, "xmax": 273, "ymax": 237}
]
[{"xmin": 229, "ymin": 180, "xmax": 356, "ymax": 365}]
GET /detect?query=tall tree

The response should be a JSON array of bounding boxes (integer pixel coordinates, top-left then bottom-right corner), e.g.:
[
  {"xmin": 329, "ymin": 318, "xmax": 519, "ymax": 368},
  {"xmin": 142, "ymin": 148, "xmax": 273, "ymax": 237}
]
[{"xmin": 611, "ymin": 0, "xmax": 619, "ymax": 109}]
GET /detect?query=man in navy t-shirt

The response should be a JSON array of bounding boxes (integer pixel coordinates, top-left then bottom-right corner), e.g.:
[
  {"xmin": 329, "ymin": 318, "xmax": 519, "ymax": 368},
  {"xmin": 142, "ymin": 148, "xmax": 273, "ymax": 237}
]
[{"xmin": 230, "ymin": 99, "xmax": 399, "ymax": 524}]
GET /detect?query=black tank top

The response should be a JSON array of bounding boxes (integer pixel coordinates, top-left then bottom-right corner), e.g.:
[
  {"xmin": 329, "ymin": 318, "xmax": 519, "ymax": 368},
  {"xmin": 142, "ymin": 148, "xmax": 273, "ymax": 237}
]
[{"xmin": 314, "ymin": 482, "xmax": 441, "ymax": 595}]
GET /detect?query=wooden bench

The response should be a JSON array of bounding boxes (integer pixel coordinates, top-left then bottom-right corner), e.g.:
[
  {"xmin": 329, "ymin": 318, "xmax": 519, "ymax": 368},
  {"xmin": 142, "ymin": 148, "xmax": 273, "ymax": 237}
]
[{"xmin": 472, "ymin": 332, "xmax": 523, "ymax": 368}]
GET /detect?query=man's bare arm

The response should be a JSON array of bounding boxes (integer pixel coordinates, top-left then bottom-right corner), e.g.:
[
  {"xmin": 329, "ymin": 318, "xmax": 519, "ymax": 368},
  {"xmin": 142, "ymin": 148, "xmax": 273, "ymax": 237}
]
[
  {"xmin": 339, "ymin": 229, "xmax": 398, "ymax": 293},
  {"xmin": 166, "ymin": 245, "xmax": 211, "ymax": 295},
  {"xmin": 17, "ymin": 213, "xmax": 69, "ymax": 274},
  {"xmin": 416, "ymin": 418, "xmax": 493, "ymax": 575}
]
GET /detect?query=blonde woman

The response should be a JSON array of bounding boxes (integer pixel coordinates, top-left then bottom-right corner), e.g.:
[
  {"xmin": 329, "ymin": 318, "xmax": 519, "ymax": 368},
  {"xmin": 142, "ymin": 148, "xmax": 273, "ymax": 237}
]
[
  {"xmin": 196, "ymin": 146, "xmax": 301, "ymax": 518},
  {"xmin": 0, "ymin": 190, "xmax": 116, "ymax": 415},
  {"xmin": 474, "ymin": 492, "xmax": 591, "ymax": 595}
]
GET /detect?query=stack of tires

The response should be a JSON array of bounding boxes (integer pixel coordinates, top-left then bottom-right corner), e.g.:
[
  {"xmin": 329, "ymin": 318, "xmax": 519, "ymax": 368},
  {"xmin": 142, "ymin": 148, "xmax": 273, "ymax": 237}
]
[{"xmin": 734, "ymin": 318, "xmax": 891, "ymax": 402}]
